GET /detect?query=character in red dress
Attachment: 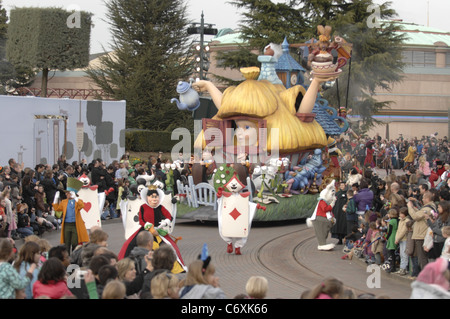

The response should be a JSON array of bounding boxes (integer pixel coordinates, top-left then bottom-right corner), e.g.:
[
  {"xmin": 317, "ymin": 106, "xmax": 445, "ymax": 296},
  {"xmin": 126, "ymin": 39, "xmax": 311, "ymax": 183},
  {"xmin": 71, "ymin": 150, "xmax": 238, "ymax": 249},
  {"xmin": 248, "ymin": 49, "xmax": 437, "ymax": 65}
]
[{"xmin": 118, "ymin": 185, "xmax": 186, "ymax": 273}]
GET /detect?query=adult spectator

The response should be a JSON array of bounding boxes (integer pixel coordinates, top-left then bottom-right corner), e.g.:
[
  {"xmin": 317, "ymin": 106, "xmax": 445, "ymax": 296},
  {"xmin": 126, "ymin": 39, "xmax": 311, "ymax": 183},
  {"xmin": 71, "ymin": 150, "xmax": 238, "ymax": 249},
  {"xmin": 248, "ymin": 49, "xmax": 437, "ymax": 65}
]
[
  {"xmin": 389, "ymin": 182, "xmax": 406, "ymax": 209},
  {"xmin": 141, "ymin": 245, "xmax": 177, "ymax": 299},
  {"xmin": 90, "ymin": 159, "xmax": 102, "ymax": 186},
  {"xmin": 353, "ymin": 179, "xmax": 374, "ymax": 217},
  {"xmin": 424, "ymin": 201, "xmax": 450, "ymax": 260},
  {"xmin": 407, "ymin": 191, "xmax": 437, "ymax": 271},
  {"xmin": 410, "ymin": 258, "xmax": 450, "ymax": 299},
  {"xmin": 41, "ymin": 169, "xmax": 58, "ymax": 206},
  {"xmin": 129, "ymin": 231, "xmax": 154, "ymax": 276}
]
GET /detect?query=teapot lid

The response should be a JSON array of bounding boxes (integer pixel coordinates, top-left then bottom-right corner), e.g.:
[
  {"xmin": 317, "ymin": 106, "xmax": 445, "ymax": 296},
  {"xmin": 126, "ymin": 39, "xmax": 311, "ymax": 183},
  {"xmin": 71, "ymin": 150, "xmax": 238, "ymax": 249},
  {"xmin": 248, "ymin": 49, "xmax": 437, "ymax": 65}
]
[{"xmin": 176, "ymin": 81, "xmax": 191, "ymax": 94}]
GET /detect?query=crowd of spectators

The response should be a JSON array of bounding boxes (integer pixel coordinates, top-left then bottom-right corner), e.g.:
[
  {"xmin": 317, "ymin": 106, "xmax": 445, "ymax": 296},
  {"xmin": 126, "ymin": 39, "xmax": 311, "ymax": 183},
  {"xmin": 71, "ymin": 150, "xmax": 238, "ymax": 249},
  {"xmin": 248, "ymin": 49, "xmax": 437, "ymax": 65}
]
[{"xmin": 0, "ymin": 130, "xmax": 448, "ymax": 299}]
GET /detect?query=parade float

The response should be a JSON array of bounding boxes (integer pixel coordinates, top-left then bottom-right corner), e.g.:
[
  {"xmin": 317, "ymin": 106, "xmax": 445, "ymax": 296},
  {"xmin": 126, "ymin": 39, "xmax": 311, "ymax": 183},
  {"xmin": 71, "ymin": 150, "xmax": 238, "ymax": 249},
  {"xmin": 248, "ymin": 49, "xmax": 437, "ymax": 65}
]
[{"xmin": 173, "ymin": 26, "xmax": 352, "ymax": 222}]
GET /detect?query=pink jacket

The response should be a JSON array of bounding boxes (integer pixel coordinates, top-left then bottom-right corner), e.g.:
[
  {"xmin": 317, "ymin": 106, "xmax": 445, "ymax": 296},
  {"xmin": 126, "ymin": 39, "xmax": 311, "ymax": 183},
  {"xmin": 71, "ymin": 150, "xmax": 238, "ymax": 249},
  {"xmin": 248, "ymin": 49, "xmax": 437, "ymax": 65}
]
[
  {"xmin": 419, "ymin": 161, "xmax": 431, "ymax": 176},
  {"xmin": 33, "ymin": 280, "xmax": 73, "ymax": 299}
]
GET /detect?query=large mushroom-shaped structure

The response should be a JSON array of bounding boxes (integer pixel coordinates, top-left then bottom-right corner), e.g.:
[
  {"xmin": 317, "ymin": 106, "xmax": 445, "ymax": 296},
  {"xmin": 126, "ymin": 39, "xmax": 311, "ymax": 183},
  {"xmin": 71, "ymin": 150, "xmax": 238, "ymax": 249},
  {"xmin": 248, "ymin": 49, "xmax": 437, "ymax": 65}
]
[{"xmin": 191, "ymin": 62, "xmax": 335, "ymax": 185}]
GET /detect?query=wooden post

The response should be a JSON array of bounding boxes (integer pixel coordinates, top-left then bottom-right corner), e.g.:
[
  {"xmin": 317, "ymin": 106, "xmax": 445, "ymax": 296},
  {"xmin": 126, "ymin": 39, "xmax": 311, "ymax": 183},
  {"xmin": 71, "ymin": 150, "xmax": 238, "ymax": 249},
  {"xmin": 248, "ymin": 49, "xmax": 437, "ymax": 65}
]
[{"xmin": 41, "ymin": 68, "xmax": 48, "ymax": 97}]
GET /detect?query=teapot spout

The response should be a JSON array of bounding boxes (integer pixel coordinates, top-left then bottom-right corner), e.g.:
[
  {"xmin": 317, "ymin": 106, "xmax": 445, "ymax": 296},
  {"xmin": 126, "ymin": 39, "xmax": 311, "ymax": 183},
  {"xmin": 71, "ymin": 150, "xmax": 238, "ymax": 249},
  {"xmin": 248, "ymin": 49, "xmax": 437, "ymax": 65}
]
[{"xmin": 171, "ymin": 98, "xmax": 188, "ymax": 111}]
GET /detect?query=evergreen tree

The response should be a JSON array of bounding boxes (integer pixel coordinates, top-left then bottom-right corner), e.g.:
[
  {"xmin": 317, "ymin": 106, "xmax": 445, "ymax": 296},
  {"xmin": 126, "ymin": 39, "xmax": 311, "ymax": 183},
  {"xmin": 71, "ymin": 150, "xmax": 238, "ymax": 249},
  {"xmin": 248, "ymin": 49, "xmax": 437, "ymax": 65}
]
[
  {"xmin": 0, "ymin": 1, "xmax": 34, "ymax": 94},
  {"xmin": 214, "ymin": 0, "xmax": 308, "ymax": 86},
  {"xmin": 301, "ymin": 0, "xmax": 406, "ymax": 129},
  {"xmin": 86, "ymin": 0, "xmax": 194, "ymax": 131},
  {"xmin": 6, "ymin": 7, "xmax": 91, "ymax": 97},
  {"xmin": 0, "ymin": 0, "xmax": 13, "ymax": 94}
]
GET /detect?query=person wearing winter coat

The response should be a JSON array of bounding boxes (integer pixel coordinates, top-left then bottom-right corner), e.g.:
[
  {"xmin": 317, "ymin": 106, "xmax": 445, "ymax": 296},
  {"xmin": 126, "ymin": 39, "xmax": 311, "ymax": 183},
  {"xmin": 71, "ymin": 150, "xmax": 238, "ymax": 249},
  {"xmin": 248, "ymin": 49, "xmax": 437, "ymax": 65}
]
[
  {"xmin": 408, "ymin": 191, "xmax": 437, "ymax": 271},
  {"xmin": 410, "ymin": 258, "xmax": 450, "ymax": 299},
  {"xmin": 424, "ymin": 200, "xmax": 450, "ymax": 260},
  {"xmin": 385, "ymin": 209, "xmax": 399, "ymax": 273},
  {"xmin": 33, "ymin": 257, "xmax": 73, "ymax": 299},
  {"xmin": 0, "ymin": 238, "xmax": 37, "ymax": 299},
  {"xmin": 395, "ymin": 207, "xmax": 412, "ymax": 276},
  {"xmin": 353, "ymin": 179, "xmax": 374, "ymax": 214},
  {"xmin": 179, "ymin": 259, "xmax": 226, "ymax": 299}
]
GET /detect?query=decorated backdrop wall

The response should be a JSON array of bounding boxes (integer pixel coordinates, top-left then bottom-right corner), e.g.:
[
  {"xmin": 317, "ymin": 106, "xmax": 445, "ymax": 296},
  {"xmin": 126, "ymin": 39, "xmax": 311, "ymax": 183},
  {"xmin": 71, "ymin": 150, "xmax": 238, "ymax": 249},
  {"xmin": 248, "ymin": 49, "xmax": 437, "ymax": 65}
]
[{"xmin": 0, "ymin": 96, "xmax": 126, "ymax": 167}]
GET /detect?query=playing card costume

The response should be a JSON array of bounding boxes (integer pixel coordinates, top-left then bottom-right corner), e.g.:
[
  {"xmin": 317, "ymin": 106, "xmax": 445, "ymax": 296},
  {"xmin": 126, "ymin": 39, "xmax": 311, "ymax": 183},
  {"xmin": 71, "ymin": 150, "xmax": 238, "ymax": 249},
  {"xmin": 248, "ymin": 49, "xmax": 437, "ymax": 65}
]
[
  {"xmin": 77, "ymin": 174, "xmax": 102, "ymax": 230},
  {"xmin": 118, "ymin": 185, "xmax": 186, "ymax": 273},
  {"xmin": 121, "ymin": 183, "xmax": 146, "ymax": 240},
  {"xmin": 217, "ymin": 173, "xmax": 258, "ymax": 255},
  {"xmin": 306, "ymin": 180, "xmax": 337, "ymax": 250}
]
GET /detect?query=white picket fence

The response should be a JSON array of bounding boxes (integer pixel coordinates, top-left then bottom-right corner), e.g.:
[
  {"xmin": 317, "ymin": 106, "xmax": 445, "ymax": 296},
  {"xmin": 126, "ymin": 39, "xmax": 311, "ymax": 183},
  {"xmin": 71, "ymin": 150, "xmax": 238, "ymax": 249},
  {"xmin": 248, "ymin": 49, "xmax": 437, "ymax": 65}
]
[{"xmin": 176, "ymin": 176, "xmax": 253, "ymax": 211}]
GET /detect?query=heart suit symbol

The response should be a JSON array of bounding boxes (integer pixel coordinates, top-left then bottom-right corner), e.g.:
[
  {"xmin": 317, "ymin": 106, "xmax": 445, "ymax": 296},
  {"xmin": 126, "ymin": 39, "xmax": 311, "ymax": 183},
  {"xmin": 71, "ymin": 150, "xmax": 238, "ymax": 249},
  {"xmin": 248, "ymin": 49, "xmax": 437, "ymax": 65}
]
[{"xmin": 84, "ymin": 202, "xmax": 92, "ymax": 212}]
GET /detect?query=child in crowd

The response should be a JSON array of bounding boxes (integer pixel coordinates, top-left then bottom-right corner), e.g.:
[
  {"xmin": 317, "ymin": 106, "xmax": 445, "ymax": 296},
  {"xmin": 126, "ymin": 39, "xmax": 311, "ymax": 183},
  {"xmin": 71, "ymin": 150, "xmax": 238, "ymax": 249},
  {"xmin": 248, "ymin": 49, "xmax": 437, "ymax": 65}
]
[
  {"xmin": 245, "ymin": 276, "xmax": 269, "ymax": 299},
  {"xmin": 385, "ymin": 209, "xmax": 399, "ymax": 273},
  {"xmin": 102, "ymin": 280, "xmax": 126, "ymax": 299},
  {"xmin": 0, "ymin": 238, "xmax": 36, "ymax": 299},
  {"xmin": 441, "ymin": 226, "xmax": 450, "ymax": 260},
  {"xmin": 363, "ymin": 222, "xmax": 378, "ymax": 264},
  {"xmin": 151, "ymin": 271, "xmax": 180, "ymax": 299},
  {"xmin": 32, "ymin": 257, "xmax": 73, "ymax": 299},
  {"xmin": 344, "ymin": 190, "xmax": 358, "ymax": 236},
  {"xmin": 395, "ymin": 207, "xmax": 411, "ymax": 275},
  {"xmin": 13, "ymin": 241, "xmax": 41, "ymax": 299},
  {"xmin": 302, "ymin": 277, "xmax": 344, "ymax": 299},
  {"xmin": 370, "ymin": 219, "xmax": 384, "ymax": 266},
  {"xmin": 179, "ymin": 259, "xmax": 226, "ymax": 299},
  {"xmin": 341, "ymin": 226, "xmax": 364, "ymax": 260}
]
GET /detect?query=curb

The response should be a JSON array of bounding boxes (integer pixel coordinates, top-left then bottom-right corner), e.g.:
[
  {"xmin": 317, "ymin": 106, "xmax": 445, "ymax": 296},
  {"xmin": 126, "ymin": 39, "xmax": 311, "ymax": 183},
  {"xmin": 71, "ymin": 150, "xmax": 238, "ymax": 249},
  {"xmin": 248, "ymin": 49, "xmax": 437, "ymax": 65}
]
[{"xmin": 351, "ymin": 253, "xmax": 415, "ymax": 286}]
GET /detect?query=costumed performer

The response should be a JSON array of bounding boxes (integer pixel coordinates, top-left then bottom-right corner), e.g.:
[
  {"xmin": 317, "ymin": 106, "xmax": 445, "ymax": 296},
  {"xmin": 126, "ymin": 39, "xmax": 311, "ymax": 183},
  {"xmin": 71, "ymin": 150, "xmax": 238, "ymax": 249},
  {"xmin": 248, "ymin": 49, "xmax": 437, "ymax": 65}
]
[
  {"xmin": 118, "ymin": 185, "xmax": 186, "ymax": 273},
  {"xmin": 306, "ymin": 180, "xmax": 337, "ymax": 250},
  {"xmin": 403, "ymin": 141, "xmax": 416, "ymax": 171},
  {"xmin": 216, "ymin": 173, "xmax": 260, "ymax": 255},
  {"xmin": 364, "ymin": 140, "xmax": 375, "ymax": 168},
  {"xmin": 52, "ymin": 177, "xmax": 89, "ymax": 255}
]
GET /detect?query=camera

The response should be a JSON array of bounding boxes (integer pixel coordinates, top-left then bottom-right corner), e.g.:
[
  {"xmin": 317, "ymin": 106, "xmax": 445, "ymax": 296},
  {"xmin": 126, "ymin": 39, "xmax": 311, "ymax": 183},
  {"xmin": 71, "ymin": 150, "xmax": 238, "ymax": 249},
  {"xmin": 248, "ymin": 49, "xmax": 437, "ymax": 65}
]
[{"xmin": 76, "ymin": 270, "xmax": 88, "ymax": 280}]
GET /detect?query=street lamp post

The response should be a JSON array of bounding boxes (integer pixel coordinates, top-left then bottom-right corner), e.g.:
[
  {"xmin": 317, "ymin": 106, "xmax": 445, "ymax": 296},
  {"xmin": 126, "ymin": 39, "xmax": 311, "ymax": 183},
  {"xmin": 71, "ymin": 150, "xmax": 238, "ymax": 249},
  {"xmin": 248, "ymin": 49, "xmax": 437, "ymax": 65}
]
[{"xmin": 188, "ymin": 12, "xmax": 217, "ymax": 80}]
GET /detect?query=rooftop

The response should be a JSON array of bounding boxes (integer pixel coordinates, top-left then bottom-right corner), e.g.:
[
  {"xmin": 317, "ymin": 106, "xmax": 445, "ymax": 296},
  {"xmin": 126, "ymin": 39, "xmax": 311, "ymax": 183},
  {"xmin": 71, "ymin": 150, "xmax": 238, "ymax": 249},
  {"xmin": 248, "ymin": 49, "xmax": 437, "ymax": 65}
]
[{"xmin": 390, "ymin": 20, "xmax": 450, "ymax": 47}]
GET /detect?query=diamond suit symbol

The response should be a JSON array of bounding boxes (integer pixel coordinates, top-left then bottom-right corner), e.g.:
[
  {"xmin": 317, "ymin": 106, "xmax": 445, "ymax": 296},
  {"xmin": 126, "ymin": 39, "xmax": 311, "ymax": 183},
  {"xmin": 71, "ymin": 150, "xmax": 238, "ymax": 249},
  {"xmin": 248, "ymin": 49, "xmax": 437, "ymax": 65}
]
[{"xmin": 229, "ymin": 208, "xmax": 241, "ymax": 221}]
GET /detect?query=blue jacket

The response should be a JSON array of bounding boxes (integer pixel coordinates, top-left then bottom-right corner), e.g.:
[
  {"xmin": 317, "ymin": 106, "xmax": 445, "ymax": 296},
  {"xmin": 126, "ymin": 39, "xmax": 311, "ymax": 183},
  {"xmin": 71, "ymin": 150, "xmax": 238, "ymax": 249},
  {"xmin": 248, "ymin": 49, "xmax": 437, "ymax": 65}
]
[{"xmin": 353, "ymin": 188, "xmax": 374, "ymax": 211}]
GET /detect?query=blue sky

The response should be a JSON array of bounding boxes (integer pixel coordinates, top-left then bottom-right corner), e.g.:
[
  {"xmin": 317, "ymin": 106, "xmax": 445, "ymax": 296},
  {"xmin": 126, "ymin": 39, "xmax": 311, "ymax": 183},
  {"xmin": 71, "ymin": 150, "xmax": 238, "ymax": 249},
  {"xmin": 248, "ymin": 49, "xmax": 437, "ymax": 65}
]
[{"xmin": 3, "ymin": 0, "xmax": 449, "ymax": 54}]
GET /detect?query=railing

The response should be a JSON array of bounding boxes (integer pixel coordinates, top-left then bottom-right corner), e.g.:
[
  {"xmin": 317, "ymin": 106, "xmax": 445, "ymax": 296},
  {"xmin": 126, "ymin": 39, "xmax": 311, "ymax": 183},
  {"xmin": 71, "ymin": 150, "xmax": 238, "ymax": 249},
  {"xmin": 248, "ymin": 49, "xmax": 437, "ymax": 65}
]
[{"xmin": 8, "ymin": 87, "xmax": 112, "ymax": 100}]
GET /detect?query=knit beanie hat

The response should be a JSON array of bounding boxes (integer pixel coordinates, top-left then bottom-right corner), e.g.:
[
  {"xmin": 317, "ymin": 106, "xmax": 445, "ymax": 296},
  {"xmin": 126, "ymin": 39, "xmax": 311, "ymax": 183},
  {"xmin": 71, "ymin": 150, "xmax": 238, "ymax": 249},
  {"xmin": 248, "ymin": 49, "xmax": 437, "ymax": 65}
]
[{"xmin": 416, "ymin": 258, "xmax": 449, "ymax": 291}]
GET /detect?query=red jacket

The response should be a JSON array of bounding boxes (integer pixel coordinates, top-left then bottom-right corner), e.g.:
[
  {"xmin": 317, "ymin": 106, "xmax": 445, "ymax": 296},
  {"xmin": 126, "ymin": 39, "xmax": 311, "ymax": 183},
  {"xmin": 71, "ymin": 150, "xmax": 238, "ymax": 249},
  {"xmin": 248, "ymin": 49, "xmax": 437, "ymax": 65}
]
[
  {"xmin": 33, "ymin": 280, "xmax": 73, "ymax": 299},
  {"xmin": 316, "ymin": 200, "xmax": 334, "ymax": 219}
]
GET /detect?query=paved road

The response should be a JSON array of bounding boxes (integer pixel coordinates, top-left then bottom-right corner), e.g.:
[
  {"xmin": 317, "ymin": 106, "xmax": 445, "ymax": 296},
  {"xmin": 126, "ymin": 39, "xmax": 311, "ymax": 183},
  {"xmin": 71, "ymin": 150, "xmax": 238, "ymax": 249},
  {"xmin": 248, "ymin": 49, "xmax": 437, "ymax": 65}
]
[{"xmin": 18, "ymin": 216, "xmax": 413, "ymax": 299}]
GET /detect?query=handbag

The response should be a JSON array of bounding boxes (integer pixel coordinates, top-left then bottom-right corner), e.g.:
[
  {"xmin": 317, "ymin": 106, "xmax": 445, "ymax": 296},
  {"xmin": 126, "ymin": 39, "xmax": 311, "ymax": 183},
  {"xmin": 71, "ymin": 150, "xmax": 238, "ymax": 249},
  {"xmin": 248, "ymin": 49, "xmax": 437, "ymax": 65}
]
[
  {"xmin": 423, "ymin": 227, "xmax": 434, "ymax": 252},
  {"xmin": 405, "ymin": 231, "xmax": 415, "ymax": 257}
]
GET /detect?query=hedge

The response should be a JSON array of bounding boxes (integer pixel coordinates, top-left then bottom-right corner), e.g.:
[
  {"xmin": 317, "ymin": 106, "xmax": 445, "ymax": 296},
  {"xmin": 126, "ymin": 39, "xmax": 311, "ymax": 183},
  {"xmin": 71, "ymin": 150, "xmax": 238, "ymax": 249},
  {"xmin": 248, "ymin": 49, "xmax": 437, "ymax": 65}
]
[{"xmin": 125, "ymin": 129, "xmax": 194, "ymax": 153}]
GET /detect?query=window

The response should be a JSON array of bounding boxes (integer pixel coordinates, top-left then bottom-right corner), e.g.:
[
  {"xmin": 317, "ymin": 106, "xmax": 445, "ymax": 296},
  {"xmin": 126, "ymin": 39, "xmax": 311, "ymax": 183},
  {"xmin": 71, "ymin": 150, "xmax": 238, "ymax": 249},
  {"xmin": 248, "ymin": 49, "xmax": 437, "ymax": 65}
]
[{"xmin": 402, "ymin": 50, "xmax": 436, "ymax": 67}]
